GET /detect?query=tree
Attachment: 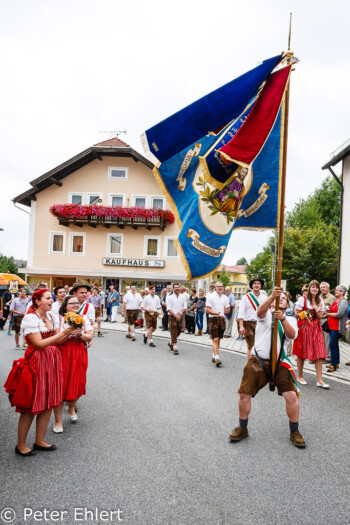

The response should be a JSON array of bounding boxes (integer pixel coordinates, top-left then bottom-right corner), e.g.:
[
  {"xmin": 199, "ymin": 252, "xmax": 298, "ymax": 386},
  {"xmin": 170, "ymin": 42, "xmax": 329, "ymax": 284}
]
[
  {"xmin": 236, "ymin": 257, "xmax": 247, "ymax": 265},
  {"xmin": 246, "ymin": 246, "xmax": 273, "ymax": 293},
  {"xmin": 0, "ymin": 254, "xmax": 18, "ymax": 274},
  {"xmin": 218, "ymin": 267, "xmax": 231, "ymax": 288}
]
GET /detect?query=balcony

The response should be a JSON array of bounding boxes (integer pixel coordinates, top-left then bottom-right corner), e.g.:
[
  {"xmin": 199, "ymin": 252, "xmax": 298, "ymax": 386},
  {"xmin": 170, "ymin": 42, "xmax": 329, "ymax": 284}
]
[{"xmin": 50, "ymin": 204, "xmax": 175, "ymax": 231}]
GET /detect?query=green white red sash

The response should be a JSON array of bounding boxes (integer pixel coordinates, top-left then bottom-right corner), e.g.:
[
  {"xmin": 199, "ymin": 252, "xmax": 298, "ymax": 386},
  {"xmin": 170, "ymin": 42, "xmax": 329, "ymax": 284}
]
[
  {"xmin": 247, "ymin": 292, "xmax": 260, "ymax": 310},
  {"xmin": 277, "ymin": 320, "xmax": 301, "ymax": 397}
]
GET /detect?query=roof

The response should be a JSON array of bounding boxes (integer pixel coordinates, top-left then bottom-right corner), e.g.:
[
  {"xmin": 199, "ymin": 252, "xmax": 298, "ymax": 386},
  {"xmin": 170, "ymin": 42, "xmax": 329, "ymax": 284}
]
[
  {"xmin": 216, "ymin": 264, "xmax": 247, "ymax": 274},
  {"xmin": 13, "ymin": 137, "xmax": 155, "ymax": 207},
  {"xmin": 322, "ymin": 138, "xmax": 350, "ymax": 170}
]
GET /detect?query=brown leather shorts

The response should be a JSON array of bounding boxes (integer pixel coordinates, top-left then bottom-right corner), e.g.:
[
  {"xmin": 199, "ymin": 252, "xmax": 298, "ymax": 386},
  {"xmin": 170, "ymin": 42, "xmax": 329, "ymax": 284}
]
[
  {"xmin": 13, "ymin": 316, "xmax": 23, "ymax": 335},
  {"xmin": 145, "ymin": 312, "xmax": 157, "ymax": 330},
  {"xmin": 244, "ymin": 320, "xmax": 257, "ymax": 349},
  {"xmin": 126, "ymin": 309, "xmax": 140, "ymax": 325},
  {"xmin": 209, "ymin": 316, "xmax": 226, "ymax": 339},
  {"xmin": 169, "ymin": 315, "xmax": 182, "ymax": 344},
  {"xmin": 238, "ymin": 356, "xmax": 296, "ymax": 397}
]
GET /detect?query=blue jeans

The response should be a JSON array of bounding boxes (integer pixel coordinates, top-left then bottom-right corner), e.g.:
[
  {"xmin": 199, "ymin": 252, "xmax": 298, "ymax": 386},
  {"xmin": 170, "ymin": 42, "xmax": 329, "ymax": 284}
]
[
  {"xmin": 196, "ymin": 311, "xmax": 204, "ymax": 331},
  {"xmin": 329, "ymin": 330, "xmax": 340, "ymax": 366}
]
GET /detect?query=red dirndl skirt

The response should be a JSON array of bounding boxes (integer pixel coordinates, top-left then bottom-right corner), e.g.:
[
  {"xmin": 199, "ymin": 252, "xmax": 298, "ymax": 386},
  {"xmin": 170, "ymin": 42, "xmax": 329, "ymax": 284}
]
[
  {"xmin": 16, "ymin": 331, "xmax": 63, "ymax": 415},
  {"xmin": 59, "ymin": 337, "xmax": 88, "ymax": 401},
  {"xmin": 292, "ymin": 317, "xmax": 327, "ymax": 361}
]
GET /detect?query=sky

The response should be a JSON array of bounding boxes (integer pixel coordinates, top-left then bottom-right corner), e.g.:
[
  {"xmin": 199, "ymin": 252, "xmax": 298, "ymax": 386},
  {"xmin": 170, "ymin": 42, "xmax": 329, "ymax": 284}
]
[{"xmin": 0, "ymin": 0, "xmax": 349, "ymax": 266}]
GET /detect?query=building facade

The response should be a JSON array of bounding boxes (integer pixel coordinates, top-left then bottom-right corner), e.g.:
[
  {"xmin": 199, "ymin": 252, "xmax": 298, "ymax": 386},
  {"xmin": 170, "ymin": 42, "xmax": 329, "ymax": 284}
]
[
  {"xmin": 14, "ymin": 138, "xmax": 188, "ymax": 292},
  {"xmin": 322, "ymin": 139, "xmax": 350, "ymax": 289},
  {"xmin": 209, "ymin": 264, "xmax": 248, "ymax": 299}
]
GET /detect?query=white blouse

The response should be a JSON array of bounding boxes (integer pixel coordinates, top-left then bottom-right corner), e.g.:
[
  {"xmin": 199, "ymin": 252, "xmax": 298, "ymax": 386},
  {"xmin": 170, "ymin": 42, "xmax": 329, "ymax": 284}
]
[
  {"xmin": 295, "ymin": 296, "xmax": 325, "ymax": 311},
  {"xmin": 22, "ymin": 313, "xmax": 59, "ymax": 335}
]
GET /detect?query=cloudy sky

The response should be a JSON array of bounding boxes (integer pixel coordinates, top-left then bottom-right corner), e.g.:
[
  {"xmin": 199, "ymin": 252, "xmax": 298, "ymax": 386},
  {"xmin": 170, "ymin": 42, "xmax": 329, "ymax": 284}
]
[{"xmin": 1, "ymin": 0, "xmax": 349, "ymax": 265}]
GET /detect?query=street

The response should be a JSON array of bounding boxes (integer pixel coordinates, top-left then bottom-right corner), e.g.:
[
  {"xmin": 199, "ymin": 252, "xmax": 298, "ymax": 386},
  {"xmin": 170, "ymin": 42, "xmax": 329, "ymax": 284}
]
[{"xmin": 1, "ymin": 329, "xmax": 350, "ymax": 525}]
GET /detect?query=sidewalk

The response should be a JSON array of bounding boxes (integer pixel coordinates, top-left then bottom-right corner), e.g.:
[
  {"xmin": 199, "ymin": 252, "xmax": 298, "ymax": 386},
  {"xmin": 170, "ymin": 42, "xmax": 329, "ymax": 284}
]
[{"xmin": 101, "ymin": 315, "xmax": 350, "ymax": 384}]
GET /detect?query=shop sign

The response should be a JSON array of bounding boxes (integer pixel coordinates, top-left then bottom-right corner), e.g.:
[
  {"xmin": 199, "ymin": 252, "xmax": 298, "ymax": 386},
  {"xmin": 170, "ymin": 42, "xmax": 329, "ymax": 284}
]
[{"xmin": 103, "ymin": 258, "xmax": 165, "ymax": 268}]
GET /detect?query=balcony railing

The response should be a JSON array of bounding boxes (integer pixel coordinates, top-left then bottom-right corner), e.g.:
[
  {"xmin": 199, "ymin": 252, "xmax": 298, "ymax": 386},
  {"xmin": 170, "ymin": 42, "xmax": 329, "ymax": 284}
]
[{"xmin": 50, "ymin": 204, "xmax": 175, "ymax": 231}]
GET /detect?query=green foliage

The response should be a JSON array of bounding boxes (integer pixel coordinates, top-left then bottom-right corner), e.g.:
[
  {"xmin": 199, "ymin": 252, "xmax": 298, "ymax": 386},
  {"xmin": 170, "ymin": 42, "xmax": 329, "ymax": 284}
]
[
  {"xmin": 218, "ymin": 267, "xmax": 231, "ymax": 288},
  {"xmin": 246, "ymin": 246, "xmax": 273, "ymax": 292},
  {"xmin": 236, "ymin": 257, "xmax": 247, "ymax": 265},
  {"xmin": 0, "ymin": 254, "xmax": 18, "ymax": 274},
  {"xmin": 247, "ymin": 175, "xmax": 341, "ymax": 299}
]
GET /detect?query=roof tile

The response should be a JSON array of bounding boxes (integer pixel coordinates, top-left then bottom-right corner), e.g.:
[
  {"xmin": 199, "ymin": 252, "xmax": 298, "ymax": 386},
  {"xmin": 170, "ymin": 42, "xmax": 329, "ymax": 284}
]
[{"xmin": 94, "ymin": 137, "xmax": 130, "ymax": 148}]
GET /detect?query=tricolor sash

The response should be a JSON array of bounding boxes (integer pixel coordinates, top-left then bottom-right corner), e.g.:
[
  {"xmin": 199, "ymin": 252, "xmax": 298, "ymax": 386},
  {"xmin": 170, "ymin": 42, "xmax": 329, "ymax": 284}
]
[
  {"xmin": 277, "ymin": 320, "xmax": 301, "ymax": 397},
  {"xmin": 246, "ymin": 292, "xmax": 260, "ymax": 311}
]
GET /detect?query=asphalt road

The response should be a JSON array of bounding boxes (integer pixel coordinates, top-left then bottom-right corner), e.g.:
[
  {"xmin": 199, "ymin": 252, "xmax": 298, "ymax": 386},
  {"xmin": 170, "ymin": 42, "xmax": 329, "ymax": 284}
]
[{"xmin": 1, "ymin": 329, "xmax": 350, "ymax": 525}]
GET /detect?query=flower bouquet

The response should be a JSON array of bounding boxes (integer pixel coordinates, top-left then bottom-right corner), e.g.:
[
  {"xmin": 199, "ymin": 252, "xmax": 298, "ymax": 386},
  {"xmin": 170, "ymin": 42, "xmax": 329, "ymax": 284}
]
[
  {"xmin": 298, "ymin": 310, "xmax": 311, "ymax": 324},
  {"xmin": 64, "ymin": 312, "xmax": 85, "ymax": 329}
]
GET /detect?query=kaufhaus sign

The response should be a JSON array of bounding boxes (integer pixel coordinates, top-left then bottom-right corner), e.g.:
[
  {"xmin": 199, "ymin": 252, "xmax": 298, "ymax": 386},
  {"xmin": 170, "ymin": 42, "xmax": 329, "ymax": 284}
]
[{"xmin": 103, "ymin": 258, "xmax": 165, "ymax": 268}]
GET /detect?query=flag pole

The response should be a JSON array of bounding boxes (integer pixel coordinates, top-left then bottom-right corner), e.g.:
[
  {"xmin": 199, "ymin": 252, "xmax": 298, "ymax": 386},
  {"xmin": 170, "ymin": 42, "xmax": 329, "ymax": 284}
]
[{"xmin": 271, "ymin": 15, "xmax": 294, "ymax": 378}]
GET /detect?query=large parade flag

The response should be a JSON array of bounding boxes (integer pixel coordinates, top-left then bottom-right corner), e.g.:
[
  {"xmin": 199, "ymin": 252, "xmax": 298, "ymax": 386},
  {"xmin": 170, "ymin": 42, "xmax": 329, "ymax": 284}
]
[{"xmin": 142, "ymin": 54, "xmax": 291, "ymax": 280}]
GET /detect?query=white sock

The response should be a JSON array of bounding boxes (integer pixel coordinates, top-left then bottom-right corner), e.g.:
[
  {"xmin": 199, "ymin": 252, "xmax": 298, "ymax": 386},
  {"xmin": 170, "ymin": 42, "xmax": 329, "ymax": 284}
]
[
  {"xmin": 212, "ymin": 353, "xmax": 216, "ymax": 358},
  {"xmin": 215, "ymin": 355, "xmax": 220, "ymax": 360},
  {"xmin": 173, "ymin": 345, "xmax": 177, "ymax": 350},
  {"xmin": 149, "ymin": 339, "xmax": 153, "ymax": 343}
]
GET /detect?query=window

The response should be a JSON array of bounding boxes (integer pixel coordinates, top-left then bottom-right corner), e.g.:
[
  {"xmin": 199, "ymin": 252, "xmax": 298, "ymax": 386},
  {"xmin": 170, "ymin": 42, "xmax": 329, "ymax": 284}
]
[
  {"xmin": 87, "ymin": 193, "xmax": 103, "ymax": 205},
  {"xmin": 151, "ymin": 196, "xmax": 164, "ymax": 209},
  {"xmin": 107, "ymin": 234, "xmax": 123, "ymax": 256},
  {"xmin": 69, "ymin": 193, "xmax": 84, "ymax": 204},
  {"xmin": 109, "ymin": 194, "xmax": 125, "ymax": 207},
  {"xmin": 49, "ymin": 232, "xmax": 65, "ymax": 254},
  {"xmin": 69, "ymin": 233, "xmax": 86, "ymax": 255},
  {"xmin": 108, "ymin": 167, "xmax": 128, "ymax": 180},
  {"xmin": 144, "ymin": 236, "xmax": 160, "ymax": 258},
  {"xmin": 164, "ymin": 237, "xmax": 178, "ymax": 258},
  {"xmin": 133, "ymin": 195, "xmax": 147, "ymax": 208}
]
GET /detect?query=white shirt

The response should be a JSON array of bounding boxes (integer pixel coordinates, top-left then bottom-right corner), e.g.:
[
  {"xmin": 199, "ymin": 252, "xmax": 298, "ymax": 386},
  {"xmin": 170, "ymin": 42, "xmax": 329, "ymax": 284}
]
[
  {"xmin": 22, "ymin": 312, "xmax": 60, "ymax": 335},
  {"xmin": 51, "ymin": 301, "xmax": 63, "ymax": 315},
  {"xmin": 206, "ymin": 291, "xmax": 230, "ymax": 317},
  {"xmin": 142, "ymin": 295, "xmax": 161, "ymax": 312},
  {"xmin": 238, "ymin": 292, "xmax": 265, "ymax": 322},
  {"xmin": 181, "ymin": 291, "xmax": 189, "ymax": 306},
  {"xmin": 167, "ymin": 293, "xmax": 187, "ymax": 315},
  {"xmin": 78, "ymin": 301, "xmax": 96, "ymax": 321},
  {"xmin": 295, "ymin": 296, "xmax": 325, "ymax": 312},
  {"xmin": 123, "ymin": 291, "xmax": 142, "ymax": 310},
  {"xmin": 252, "ymin": 310, "xmax": 298, "ymax": 360}
]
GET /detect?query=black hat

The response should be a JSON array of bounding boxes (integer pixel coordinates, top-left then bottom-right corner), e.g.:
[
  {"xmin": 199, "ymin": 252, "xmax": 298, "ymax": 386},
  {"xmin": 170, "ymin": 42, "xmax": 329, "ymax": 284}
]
[
  {"xmin": 249, "ymin": 278, "xmax": 264, "ymax": 289},
  {"xmin": 71, "ymin": 281, "xmax": 91, "ymax": 292}
]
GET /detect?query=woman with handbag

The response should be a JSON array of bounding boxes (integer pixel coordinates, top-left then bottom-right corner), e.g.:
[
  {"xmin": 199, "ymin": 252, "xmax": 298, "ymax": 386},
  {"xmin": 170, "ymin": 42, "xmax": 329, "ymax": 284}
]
[
  {"xmin": 292, "ymin": 280, "xmax": 329, "ymax": 389},
  {"xmin": 326, "ymin": 285, "xmax": 348, "ymax": 373},
  {"xmin": 6, "ymin": 289, "xmax": 74, "ymax": 456},
  {"xmin": 52, "ymin": 295, "xmax": 93, "ymax": 432}
]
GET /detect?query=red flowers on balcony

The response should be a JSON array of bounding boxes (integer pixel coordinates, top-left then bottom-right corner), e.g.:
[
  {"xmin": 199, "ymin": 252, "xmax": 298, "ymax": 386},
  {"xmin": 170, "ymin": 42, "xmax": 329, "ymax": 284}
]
[{"xmin": 50, "ymin": 204, "xmax": 175, "ymax": 224}]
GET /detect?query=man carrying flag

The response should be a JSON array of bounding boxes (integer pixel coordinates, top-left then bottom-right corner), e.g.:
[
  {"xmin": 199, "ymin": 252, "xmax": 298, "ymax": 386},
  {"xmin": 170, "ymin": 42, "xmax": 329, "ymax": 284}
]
[
  {"xmin": 238, "ymin": 278, "xmax": 265, "ymax": 359},
  {"xmin": 229, "ymin": 287, "xmax": 305, "ymax": 448}
]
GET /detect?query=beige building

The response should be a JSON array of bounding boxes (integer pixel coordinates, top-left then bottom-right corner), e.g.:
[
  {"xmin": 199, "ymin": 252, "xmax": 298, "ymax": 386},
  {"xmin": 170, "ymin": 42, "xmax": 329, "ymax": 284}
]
[
  {"xmin": 209, "ymin": 264, "xmax": 248, "ymax": 299},
  {"xmin": 14, "ymin": 137, "xmax": 187, "ymax": 292}
]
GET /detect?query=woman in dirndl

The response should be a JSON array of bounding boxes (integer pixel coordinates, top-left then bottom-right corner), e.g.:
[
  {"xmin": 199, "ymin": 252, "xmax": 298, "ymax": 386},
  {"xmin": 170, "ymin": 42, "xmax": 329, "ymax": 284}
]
[
  {"xmin": 52, "ymin": 295, "xmax": 93, "ymax": 432},
  {"xmin": 13, "ymin": 289, "xmax": 74, "ymax": 456},
  {"xmin": 293, "ymin": 280, "xmax": 329, "ymax": 389}
]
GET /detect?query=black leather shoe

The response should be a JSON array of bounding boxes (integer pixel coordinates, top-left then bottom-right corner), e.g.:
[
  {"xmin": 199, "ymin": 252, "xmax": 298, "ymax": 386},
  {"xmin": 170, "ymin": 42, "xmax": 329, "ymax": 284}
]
[
  {"xmin": 33, "ymin": 443, "xmax": 57, "ymax": 451},
  {"xmin": 143, "ymin": 334, "xmax": 147, "ymax": 344},
  {"xmin": 149, "ymin": 342, "xmax": 156, "ymax": 347},
  {"xmin": 15, "ymin": 446, "xmax": 37, "ymax": 456}
]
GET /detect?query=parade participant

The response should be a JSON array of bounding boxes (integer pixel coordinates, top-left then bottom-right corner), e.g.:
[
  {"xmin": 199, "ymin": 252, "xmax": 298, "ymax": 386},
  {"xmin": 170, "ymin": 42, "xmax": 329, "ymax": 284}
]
[
  {"xmin": 122, "ymin": 285, "xmax": 142, "ymax": 341},
  {"xmin": 141, "ymin": 285, "xmax": 162, "ymax": 347},
  {"xmin": 8, "ymin": 289, "xmax": 73, "ymax": 456},
  {"xmin": 51, "ymin": 286, "xmax": 66, "ymax": 315},
  {"xmin": 326, "ymin": 285, "xmax": 348, "ymax": 373},
  {"xmin": 223, "ymin": 287, "xmax": 235, "ymax": 338},
  {"xmin": 167, "ymin": 284, "xmax": 187, "ymax": 355},
  {"xmin": 0, "ymin": 287, "xmax": 12, "ymax": 331},
  {"xmin": 185, "ymin": 288, "xmax": 198, "ymax": 334},
  {"xmin": 320, "ymin": 281, "xmax": 336, "ymax": 362},
  {"xmin": 53, "ymin": 295, "xmax": 93, "ymax": 432},
  {"xmin": 229, "ymin": 288, "xmax": 306, "ymax": 448},
  {"xmin": 238, "ymin": 278, "xmax": 265, "ymax": 358},
  {"xmin": 161, "ymin": 285, "xmax": 173, "ymax": 331},
  {"xmin": 293, "ymin": 280, "xmax": 329, "ymax": 388},
  {"xmin": 180, "ymin": 285, "xmax": 189, "ymax": 332},
  {"xmin": 204, "ymin": 283, "xmax": 215, "ymax": 333},
  {"xmin": 206, "ymin": 282, "xmax": 230, "ymax": 366},
  {"xmin": 195, "ymin": 289, "xmax": 206, "ymax": 336},
  {"xmin": 9, "ymin": 288, "xmax": 30, "ymax": 349},
  {"xmin": 98, "ymin": 285, "xmax": 105, "ymax": 320},
  {"xmin": 88, "ymin": 287, "xmax": 103, "ymax": 337},
  {"xmin": 71, "ymin": 281, "xmax": 95, "ymax": 341}
]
